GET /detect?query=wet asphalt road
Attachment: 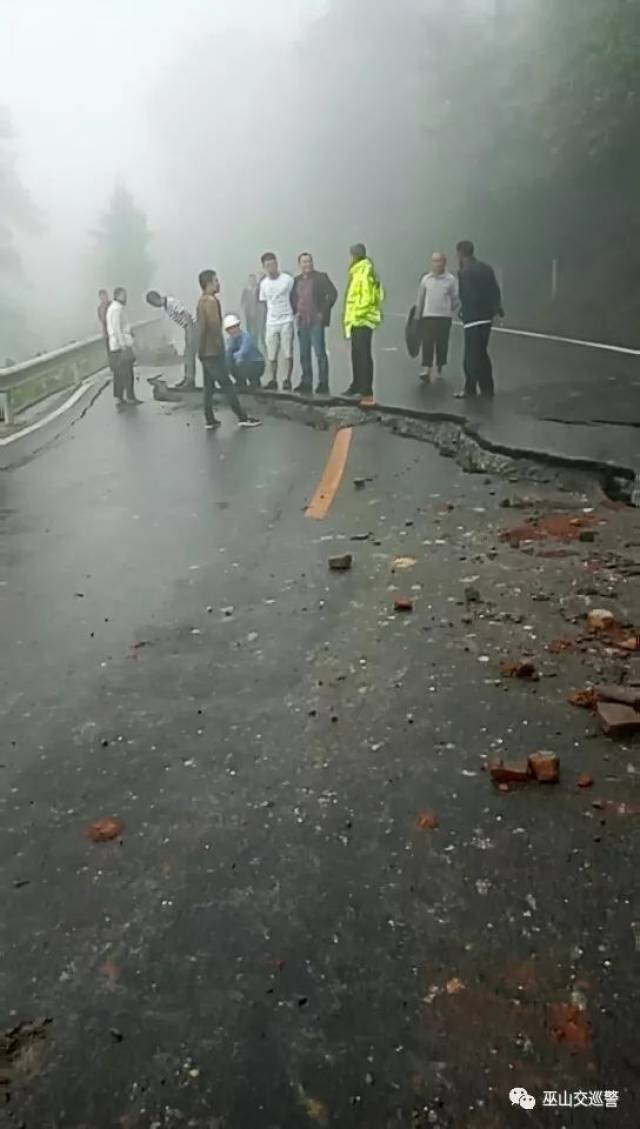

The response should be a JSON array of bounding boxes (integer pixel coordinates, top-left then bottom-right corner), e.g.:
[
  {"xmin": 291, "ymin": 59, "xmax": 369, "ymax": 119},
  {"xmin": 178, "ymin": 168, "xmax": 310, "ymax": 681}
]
[
  {"xmin": 326, "ymin": 319, "xmax": 640, "ymax": 474},
  {"xmin": 2, "ymin": 378, "xmax": 640, "ymax": 1127}
]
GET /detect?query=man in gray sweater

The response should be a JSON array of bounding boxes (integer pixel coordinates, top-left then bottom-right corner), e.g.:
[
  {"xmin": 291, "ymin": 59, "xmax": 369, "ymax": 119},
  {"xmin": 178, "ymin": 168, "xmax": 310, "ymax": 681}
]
[{"xmin": 414, "ymin": 252, "xmax": 459, "ymax": 382}]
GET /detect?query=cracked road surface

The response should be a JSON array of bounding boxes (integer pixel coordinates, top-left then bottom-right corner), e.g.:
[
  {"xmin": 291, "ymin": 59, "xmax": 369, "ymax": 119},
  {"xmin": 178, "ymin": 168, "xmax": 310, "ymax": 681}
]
[{"xmin": 2, "ymin": 383, "xmax": 640, "ymax": 1127}]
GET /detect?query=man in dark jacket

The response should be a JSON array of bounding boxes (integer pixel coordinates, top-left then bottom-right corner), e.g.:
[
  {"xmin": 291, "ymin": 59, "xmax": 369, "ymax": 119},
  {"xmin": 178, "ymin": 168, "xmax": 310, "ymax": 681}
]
[
  {"xmin": 455, "ymin": 240, "xmax": 503, "ymax": 398},
  {"xmin": 290, "ymin": 252, "xmax": 338, "ymax": 395}
]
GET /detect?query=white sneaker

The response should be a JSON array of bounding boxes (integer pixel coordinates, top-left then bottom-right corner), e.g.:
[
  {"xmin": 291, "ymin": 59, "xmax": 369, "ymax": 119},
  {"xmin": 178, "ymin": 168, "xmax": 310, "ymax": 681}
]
[{"xmin": 238, "ymin": 417, "xmax": 262, "ymax": 428}]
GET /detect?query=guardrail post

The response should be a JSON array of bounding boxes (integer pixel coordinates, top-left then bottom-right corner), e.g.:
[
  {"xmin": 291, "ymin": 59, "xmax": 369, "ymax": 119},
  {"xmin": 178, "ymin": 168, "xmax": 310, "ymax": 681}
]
[{"xmin": 0, "ymin": 390, "xmax": 13, "ymax": 425}]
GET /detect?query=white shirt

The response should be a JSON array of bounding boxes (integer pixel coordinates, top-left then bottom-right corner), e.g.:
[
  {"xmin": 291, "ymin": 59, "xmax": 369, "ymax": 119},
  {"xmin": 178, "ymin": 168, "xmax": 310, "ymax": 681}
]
[
  {"xmin": 259, "ymin": 273, "xmax": 294, "ymax": 327},
  {"xmin": 106, "ymin": 300, "xmax": 133, "ymax": 351}
]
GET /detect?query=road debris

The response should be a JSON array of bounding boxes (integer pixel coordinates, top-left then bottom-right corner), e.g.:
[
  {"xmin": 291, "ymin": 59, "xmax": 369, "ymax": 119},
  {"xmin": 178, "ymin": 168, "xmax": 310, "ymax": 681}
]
[
  {"xmin": 490, "ymin": 753, "xmax": 559, "ymax": 785},
  {"xmin": 596, "ymin": 701, "xmax": 640, "ymax": 739},
  {"xmin": 499, "ymin": 658, "xmax": 539, "ymax": 680},
  {"xmin": 392, "ymin": 556, "xmax": 417, "ymax": 570},
  {"xmin": 489, "ymin": 760, "xmax": 531, "ymax": 784},
  {"xmin": 547, "ymin": 636, "xmax": 575, "ymax": 654},
  {"xmin": 394, "ymin": 597, "xmax": 413, "ymax": 612},
  {"xmin": 128, "ymin": 640, "xmax": 151, "ymax": 658},
  {"xmin": 86, "ymin": 818, "xmax": 124, "ymax": 843},
  {"xmin": 528, "ymin": 751, "xmax": 560, "ymax": 783},
  {"xmin": 445, "ymin": 977, "xmax": 465, "ymax": 995},
  {"xmin": 587, "ymin": 608, "xmax": 615, "ymax": 632},
  {"xmin": 548, "ymin": 1001, "xmax": 591, "ymax": 1052},
  {"xmin": 0, "ymin": 1017, "xmax": 52, "ymax": 1100},
  {"xmin": 577, "ymin": 773, "xmax": 594, "ymax": 788},
  {"xmin": 596, "ymin": 684, "xmax": 640, "ymax": 708},
  {"xmin": 328, "ymin": 553, "xmax": 352, "ymax": 571},
  {"xmin": 568, "ymin": 688, "xmax": 598, "ymax": 710},
  {"xmin": 499, "ymin": 512, "xmax": 599, "ymax": 544},
  {"xmin": 415, "ymin": 811, "xmax": 439, "ymax": 831}
]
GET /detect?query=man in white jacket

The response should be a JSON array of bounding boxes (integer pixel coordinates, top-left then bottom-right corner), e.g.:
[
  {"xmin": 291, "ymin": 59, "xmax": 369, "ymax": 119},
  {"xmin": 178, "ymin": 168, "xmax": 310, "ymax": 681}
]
[
  {"xmin": 106, "ymin": 287, "xmax": 141, "ymax": 405},
  {"xmin": 414, "ymin": 252, "xmax": 459, "ymax": 383}
]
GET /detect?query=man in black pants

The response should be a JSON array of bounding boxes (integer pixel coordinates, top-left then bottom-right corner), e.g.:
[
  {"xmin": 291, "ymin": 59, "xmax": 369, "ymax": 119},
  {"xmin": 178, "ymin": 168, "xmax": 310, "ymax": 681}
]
[
  {"xmin": 196, "ymin": 270, "xmax": 261, "ymax": 430},
  {"xmin": 342, "ymin": 243, "xmax": 384, "ymax": 407},
  {"xmin": 414, "ymin": 251, "xmax": 459, "ymax": 382},
  {"xmin": 455, "ymin": 240, "xmax": 503, "ymax": 398}
]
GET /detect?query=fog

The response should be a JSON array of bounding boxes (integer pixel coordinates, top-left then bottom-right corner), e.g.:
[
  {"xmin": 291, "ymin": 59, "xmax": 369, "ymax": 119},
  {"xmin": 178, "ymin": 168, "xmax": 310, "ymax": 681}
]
[{"xmin": 1, "ymin": 0, "xmax": 638, "ymax": 357}]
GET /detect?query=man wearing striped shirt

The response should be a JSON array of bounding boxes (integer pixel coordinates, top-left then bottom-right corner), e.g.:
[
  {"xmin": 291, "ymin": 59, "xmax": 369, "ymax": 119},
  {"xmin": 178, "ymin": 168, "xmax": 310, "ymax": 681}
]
[{"xmin": 146, "ymin": 290, "xmax": 197, "ymax": 389}]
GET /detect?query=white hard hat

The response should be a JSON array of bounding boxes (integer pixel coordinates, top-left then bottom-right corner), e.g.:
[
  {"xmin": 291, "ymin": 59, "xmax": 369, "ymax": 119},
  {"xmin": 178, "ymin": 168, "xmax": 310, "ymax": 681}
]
[{"xmin": 223, "ymin": 314, "xmax": 241, "ymax": 330}]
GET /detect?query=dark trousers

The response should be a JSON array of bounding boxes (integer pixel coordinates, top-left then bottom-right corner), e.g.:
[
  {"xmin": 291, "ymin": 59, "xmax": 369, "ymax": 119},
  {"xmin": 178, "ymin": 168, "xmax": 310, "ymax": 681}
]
[
  {"xmin": 229, "ymin": 358, "xmax": 265, "ymax": 390},
  {"xmin": 420, "ymin": 316, "xmax": 452, "ymax": 369},
  {"xmin": 299, "ymin": 324, "xmax": 329, "ymax": 389},
  {"xmin": 463, "ymin": 323, "xmax": 494, "ymax": 396},
  {"xmin": 350, "ymin": 326, "xmax": 374, "ymax": 396},
  {"xmin": 111, "ymin": 349, "xmax": 135, "ymax": 401},
  {"xmin": 201, "ymin": 355, "xmax": 247, "ymax": 424}
]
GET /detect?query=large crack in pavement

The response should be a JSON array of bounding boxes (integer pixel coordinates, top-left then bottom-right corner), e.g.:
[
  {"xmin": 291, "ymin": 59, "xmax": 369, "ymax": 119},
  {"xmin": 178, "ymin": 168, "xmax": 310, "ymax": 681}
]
[{"xmin": 233, "ymin": 391, "xmax": 637, "ymax": 503}]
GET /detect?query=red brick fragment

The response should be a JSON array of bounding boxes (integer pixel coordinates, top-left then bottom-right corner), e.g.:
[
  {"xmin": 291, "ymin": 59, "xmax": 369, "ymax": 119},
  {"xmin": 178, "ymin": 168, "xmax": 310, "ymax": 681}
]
[
  {"xmin": 528, "ymin": 751, "xmax": 560, "ymax": 783},
  {"xmin": 86, "ymin": 818, "xmax": 124, "ymax": 843},
  {"xmin": 577, "ymin": 774, "xmax": 594, "ymax": 789},
  {"xmin": 394, "ymin": 597, "xmax": 413, "ymax": 612},
  {"xmin": 568, "ymin": 688, "xmax": 598, "ymax": 711},
  {"xmin": 500, "ymin": 658, "xmax": 539, "ymax": 680},
  {"xmin": 415, "ymin": 811, "xmax": 439, "ymax": 831},
  {"xmin": 596, "ymin": 701, "xmax": 640, "ymax": 739},
  {"xmin": 547, "ymin": 637, "xmax": 574, "ymax": 654},
  {"xmin": 548, "ymin": 1002, "xmax": 591, "ymax": 1052},
  {"xmin": 489, "ymin": 761, "xmax": 531, "ymax": 784},
  {"xmin": 587, "ymin": 608, "xmax": 615, "ymax": 632}
]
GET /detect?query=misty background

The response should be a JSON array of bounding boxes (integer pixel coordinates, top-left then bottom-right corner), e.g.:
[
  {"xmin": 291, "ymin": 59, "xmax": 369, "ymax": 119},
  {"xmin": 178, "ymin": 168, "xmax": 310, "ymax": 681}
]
[{"xmin": 1, "ymin": 0, "xmax": 638, "ymax": 362}]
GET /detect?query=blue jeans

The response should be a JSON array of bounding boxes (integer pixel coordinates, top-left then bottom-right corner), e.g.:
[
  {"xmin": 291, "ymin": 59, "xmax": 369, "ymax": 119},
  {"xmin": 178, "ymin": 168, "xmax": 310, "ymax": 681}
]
[{"xmin": 298, "ymin": 324, "xmax": 329, "ymax": 388}]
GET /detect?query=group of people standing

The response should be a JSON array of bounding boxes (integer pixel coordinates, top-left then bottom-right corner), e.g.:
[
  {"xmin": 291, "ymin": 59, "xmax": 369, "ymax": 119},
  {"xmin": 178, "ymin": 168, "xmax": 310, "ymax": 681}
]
[
  {"xmin": 413, "ymin": 240, "xmax": 503, "ymax": 398},
  {"xmin": 142, "ymin": 244, "xmax": 384, "ymax": 423},
  {"xmin": 98, "ymin": 238, "xmax": 502, "ymax": 427}
]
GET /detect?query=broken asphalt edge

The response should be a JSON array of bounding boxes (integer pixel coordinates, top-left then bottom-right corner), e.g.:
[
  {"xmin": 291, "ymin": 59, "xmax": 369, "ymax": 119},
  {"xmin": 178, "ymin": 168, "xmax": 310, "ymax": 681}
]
[
  {"xmin": 247, "ymin": 390, "xmax": 637, "ymax": 491},
  {"xmin": 0, "ymin": 373, "xmax": 111, "ymax": 471},
  {"xmin": 7, "ymin": 379, "xmax": 634, "ymax": 496}
]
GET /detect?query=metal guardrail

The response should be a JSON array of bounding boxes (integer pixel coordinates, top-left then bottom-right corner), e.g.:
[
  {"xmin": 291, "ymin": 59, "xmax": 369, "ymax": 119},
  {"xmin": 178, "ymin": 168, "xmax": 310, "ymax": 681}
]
[{"xmin": 0, "ymin": 318, "xmax": 167, "ymax": 425}]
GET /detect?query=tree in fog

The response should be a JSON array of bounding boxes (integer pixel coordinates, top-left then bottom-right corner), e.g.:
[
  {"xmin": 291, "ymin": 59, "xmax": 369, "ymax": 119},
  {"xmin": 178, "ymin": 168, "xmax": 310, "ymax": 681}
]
[
  {"xmin": 92, "ymin": 185, "xmax": 153, "ymax": 313},
  {"xmin": 0, "ymin": 110, "xmax": 40, "ymax": 362}
]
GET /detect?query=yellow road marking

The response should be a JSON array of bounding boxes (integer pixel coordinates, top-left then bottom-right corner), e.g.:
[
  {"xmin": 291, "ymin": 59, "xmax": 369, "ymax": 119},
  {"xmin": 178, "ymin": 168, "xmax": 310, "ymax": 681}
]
[{"xmin": 305, "ymin": 426, "xmax": 353, "ymax": 519}]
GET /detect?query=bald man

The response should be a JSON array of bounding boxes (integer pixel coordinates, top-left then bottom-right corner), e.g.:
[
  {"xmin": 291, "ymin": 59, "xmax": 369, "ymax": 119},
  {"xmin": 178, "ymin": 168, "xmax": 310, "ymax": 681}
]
[{"xmin": 414, "ymin": 252, "xmax": 459, "ymax": 382}]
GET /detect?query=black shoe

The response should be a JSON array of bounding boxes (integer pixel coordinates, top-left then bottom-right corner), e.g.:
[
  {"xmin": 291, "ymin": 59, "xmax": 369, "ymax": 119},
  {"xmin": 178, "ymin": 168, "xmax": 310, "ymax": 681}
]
[
  {"xmin": 265, "ymin": 379, "xmax": 278, "ymax": 391},
  {"xmin": 294, "ymin": 383, "xmax": 312, "ymax": 395},
  {"xmin": 282, "ymin": 378, "xmax": 292, "ymax": 392},
  {"xmin": 340, "ymin": 387, "xmax": 358, "ymax": 398},
  {"xmin": 315, "ymin": 383, "xmax": 330, "ymax": 396},
  {"xmin": 127, "ymin": 397, "xmax": 143, "ymax": 405},
  {"xmin": 454, "ymin": 391, "xmax": 475, "ymax": 399}
]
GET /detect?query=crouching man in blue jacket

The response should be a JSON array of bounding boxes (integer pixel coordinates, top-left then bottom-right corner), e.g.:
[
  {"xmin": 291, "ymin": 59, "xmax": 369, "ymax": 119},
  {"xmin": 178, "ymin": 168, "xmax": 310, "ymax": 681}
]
[{"xmin": 223, "ymin": 314, "xmax": 266, "ymax": 390}]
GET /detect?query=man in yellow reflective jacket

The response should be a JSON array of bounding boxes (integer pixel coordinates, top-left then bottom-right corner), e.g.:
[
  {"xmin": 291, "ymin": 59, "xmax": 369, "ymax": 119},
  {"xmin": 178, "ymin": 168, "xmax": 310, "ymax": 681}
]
[{"xmin": 342, "ymin": 243, "xmax": 384, "ymax": 407}]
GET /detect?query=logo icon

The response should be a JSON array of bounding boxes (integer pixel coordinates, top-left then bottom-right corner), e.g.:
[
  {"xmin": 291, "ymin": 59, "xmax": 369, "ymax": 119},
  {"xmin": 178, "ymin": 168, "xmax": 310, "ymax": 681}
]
[{"xmin": 509, "ymin": 1088, "xmax": 536, "ymax": 1110}]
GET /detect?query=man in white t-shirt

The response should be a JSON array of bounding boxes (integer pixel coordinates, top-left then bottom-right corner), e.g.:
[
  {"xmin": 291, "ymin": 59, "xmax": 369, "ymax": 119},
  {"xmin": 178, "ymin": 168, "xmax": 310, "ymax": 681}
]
[{"xmin": 258, "ymin": 252, "xmax": 294, "ymax": 391}]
